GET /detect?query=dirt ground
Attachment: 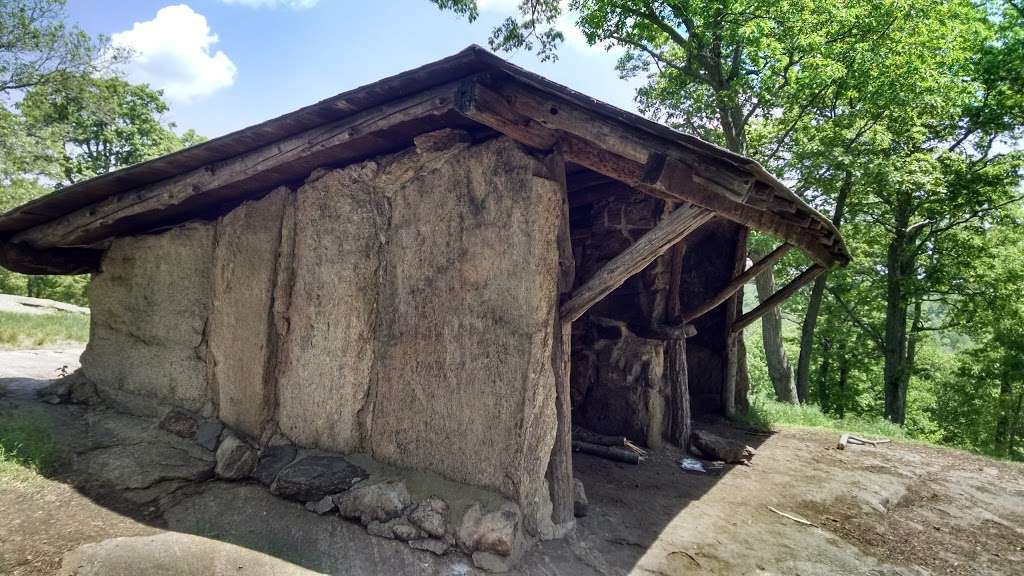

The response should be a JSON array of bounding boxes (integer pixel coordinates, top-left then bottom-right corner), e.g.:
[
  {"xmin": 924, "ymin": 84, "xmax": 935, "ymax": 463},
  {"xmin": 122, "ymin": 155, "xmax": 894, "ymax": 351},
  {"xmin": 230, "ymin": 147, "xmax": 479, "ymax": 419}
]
[{"xmin": 1, "ymin": 347, "xmax": 1022, "ymax": 575}]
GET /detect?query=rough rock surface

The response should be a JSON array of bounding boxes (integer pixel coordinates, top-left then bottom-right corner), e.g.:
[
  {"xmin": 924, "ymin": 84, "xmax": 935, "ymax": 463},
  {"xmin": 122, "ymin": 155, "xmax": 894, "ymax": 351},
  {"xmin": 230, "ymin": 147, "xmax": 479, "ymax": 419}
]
[
  {"xmin": 408, "ymin": 496, "xmax": 449, "ymax": 538},
  {"xmin": 208, "ymin": 188, "xmax": 289, "ymax": 438},
  {"xmin": 81, "ymin": 222, "xmax": 214, "ymax": 414},
  {"xmin": 159, "ymin": 410, "xmax": 198, "ymax": 439},
  {"xmin": 305, "ymin": 495, "xmax": 336, "ymax": 515},
  {"xmin": 252, "ymin": 444, "xmax": 297, "ymax": 485},
  {"xmin": 195, "ymin": 419, "xmax": 223, "ymax": 451},
  {"xmin": 573, "ymin": 316, "xmax": 666, "ymax": 448},
  {"xmin": 366, "ymin": 518, "xmax": 424, "ymax": 541},
  {"xmin": 573, "ymin": 478, "xmax": 588, "ymax": 518},
  {"xmin": 215, "ymin": 433, "xmax": 258, "ymax": 480},
  {"xmin": 37, "ymin": 370, "xmax": 96, "ymax": 405},
  {"xmin": 368, "ymin": 138, "xmax": 563, "ymax": 536},
  {"xmin": 335, "ymin": 480, "xmax": 411, "ymax": 525},
  {"xmin": 270, "ymin": 455, "xmax": 367, "ymax": 502},
  {"xmin": 409, "ymin": 538, "xmax": 449, "ymax": 556},
  {"xmin": 58, "ymin": 533, "xmax": 322, "ymax": 576},
  {"xmin": 275, "ymin": 165, "xmax": 382, "ymax": 452},
  {"xmin": 73, "ymin": 411, "xmax": 216, "ymax": 491},
  {"xmin": 457, "ymin": 502, "xmax": 521, "ymax": 557}
]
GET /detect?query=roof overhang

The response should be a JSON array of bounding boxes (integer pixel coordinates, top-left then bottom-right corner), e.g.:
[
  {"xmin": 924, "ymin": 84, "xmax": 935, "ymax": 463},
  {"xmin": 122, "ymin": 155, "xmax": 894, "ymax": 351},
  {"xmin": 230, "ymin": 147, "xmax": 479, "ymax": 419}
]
[{"xmin": 0, "ymin": 45, "xmax": 849, "ymax": 274}]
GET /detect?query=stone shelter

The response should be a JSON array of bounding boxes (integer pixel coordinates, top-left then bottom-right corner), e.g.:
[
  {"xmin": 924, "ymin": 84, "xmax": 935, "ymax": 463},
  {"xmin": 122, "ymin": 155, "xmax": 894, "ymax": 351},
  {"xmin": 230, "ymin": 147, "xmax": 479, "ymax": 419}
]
[{"xmin": 0, "ymin": 46, "xmax": 848, "ymax": 560}]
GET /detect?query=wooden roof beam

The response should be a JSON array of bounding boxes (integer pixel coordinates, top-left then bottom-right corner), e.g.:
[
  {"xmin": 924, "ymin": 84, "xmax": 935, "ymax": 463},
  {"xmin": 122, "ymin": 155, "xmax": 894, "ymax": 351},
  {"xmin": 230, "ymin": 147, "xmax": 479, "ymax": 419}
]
[
  {"xmin": 457, "ymin": 79, "xmax": 843, "ymax": 268},
  {"xmin": 731, "ymin": 265, "xmax": 825, "ymax": 333},
  {"xmin": 14, "ymin": 80, "xmax": 469, "ymax": 250},
  {"xmin": 682, "ymin": 242, "xmax": 793, "ymax": 323},
  {"xmin": 560, "ymin": 190, "xmax": 714, "ymax": 322}
]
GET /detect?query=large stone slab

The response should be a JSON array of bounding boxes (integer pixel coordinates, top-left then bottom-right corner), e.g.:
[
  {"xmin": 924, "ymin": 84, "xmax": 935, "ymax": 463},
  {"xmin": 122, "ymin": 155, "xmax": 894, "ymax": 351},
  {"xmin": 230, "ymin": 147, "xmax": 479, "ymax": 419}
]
[
  {"xmin": 368, "ymin": 137, "xmax": 563, "ymax": 536},
  {"xmin": 275, "ymin": 165, "xmax": 384, "ymax": 452},
  {"xmin": 58, "ymin": 533, "xmax": 321, "ymax": 576},
  {"xmin": 81, "ymin": 223, "xmax": 214, "ymax": 414},
  {"xmin": 207, "ymin": 187, "xmax": 290, "ymax": 438}
]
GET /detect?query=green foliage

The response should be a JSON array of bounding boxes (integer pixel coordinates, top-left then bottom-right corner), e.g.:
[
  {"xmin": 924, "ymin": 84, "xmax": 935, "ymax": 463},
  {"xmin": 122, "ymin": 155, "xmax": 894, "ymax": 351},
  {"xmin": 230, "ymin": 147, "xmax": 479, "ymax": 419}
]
[
  {"xmin": 437, "ymin": 0, "xmax": 1024, "ymax": 461},
  {"xmin": 18, "ymin": 74, "xmax": 201, "ymax": 186},
  {"xmin": 0, "ymin": 404, "xmax": 59, "ymax": 483},
  {"xmin": 0, "ymin": 0, "xmax": 110, "ymax": 94},
  {"xmin": 740, "ymin": 394, "xmax": 908, "ymax": 440},
  {"xmin": 0, "ymin": 310, "xmax": 90, "ymax": 348}
]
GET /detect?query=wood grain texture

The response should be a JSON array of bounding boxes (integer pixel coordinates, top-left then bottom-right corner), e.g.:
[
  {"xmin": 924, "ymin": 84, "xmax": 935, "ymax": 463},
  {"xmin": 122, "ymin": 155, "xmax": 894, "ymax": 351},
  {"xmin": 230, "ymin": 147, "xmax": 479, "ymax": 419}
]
[
  {"xmin": 560, "ymin": 203, "xmax": 713, "ymax": 323},
  {"xmin": 682, "ymin": 242, "xmax": 793, "ymax": 323}
]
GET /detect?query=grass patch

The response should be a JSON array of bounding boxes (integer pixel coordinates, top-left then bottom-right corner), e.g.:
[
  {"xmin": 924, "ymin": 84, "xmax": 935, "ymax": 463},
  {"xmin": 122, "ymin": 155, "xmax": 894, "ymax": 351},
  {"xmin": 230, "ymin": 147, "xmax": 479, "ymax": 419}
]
[
  {"xmin": 740, "ymin": 394, "xmax": 908, "ymax": 440},
  {"xmin": 0, "ymin": 405, "xmax": 59, "ymax": 484},
  {"xmin": 0, "ymin": 310, "xmax": 89, "ymax": 348}
]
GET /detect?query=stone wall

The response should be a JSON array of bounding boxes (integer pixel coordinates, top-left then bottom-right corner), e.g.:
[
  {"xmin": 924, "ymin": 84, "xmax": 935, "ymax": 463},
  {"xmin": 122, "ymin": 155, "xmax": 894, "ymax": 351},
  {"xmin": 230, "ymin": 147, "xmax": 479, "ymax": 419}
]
[
  {"xmin": 82, "ymin": 222, "xmax": 215, "ymax": 415},
  {"xmin": 81, "ymin": 135, "xmax": 564, "ymax": 536},
  {"xmin": 207, "ymin": 187, "xmax": 290, "ymax": 438}
]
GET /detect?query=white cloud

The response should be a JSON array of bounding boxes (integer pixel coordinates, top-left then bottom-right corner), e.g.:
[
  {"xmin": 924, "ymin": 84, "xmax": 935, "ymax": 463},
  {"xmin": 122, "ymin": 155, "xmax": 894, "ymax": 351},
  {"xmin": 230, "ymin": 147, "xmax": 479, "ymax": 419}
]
[
  {"xmin": 112, "ymin": 5, "xmax": 237, "ymax": 103},
  {"xmin": 220, "ymin": 0, "xmax": 319, "ymax": 8}
]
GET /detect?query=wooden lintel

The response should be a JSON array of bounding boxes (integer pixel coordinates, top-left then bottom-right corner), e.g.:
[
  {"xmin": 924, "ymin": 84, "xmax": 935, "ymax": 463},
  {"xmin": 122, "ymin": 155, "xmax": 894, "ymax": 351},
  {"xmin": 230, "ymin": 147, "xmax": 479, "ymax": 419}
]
[
  {"xmin": 457, "ymin": 81, "xmax": 842, "ymax": 268},
  {"xmin": 682, "ymin": 243, "xmax": 793, "ymax": 323},
  {"xmin": 560, "ymin": 198, "xmax": 713, "ymax": 323},
  {"xmin": 731, "ymin": 265, "xmax": 825, "ymax": 333},
  {"xmin": 16, "ymin": 80, "xmax": 469, "ymax": 249},
  {"xmin": 0, "ymin": 242, "xmax": 103, "ymax": 275}
]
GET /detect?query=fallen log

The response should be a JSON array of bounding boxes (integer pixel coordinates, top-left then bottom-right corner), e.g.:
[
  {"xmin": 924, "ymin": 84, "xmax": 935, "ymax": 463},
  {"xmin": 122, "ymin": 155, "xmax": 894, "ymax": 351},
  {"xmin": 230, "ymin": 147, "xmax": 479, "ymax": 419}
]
[
  {"xmin": 572, "ymin": 441, "xmax": 643, "ymax": 465},
  {"xmin": 837, "ymin": 433, "xmax": 892, "ymax": 450},
  {"xmin": 572, "ymin": 427, "xmax": 648, "ymax": 457},
  {"xmin": 690, "ymin": 429, "xmax": 756, "ymax": 464}
]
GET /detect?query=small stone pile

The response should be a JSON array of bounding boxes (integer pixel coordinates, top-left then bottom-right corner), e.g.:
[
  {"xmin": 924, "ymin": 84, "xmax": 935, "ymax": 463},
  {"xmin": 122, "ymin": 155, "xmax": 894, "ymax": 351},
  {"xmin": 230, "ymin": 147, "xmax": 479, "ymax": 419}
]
[
  {"xmin": 39, "ymin": 374, "xmax": 529, "ymax": 572},
  {"xmin": 160, "ymin": 408, "xmax": 523, "ymax": 572}
]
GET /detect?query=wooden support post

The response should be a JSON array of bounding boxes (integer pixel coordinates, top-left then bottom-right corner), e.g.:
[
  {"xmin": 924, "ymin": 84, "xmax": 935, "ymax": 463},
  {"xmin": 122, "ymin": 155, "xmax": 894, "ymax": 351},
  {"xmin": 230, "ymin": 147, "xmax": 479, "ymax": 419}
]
[
  {"xmin": 663, "ymin": 234, "xmax": 691, "ymax": 449},
  {"xmin": 550, "ymin": 319, "xmax": 574, "ymax": 526},
  {"xmin": 560, "ymin": 201, "xmax": 713, "ymax": 323},
  {"xmin": 682, "ymin": 243, "xmax": 793, "ymax": 323},
  {"xmin": 546, "ymin": 151, "xmax": 575, "ymax": 529},
  {"xmin": 723, "ymin": 226, "xmax": 749, "ymax": 419},
  {"xmin": 732, "ymin": 265, "xmax": 826, "ymax": 333}
]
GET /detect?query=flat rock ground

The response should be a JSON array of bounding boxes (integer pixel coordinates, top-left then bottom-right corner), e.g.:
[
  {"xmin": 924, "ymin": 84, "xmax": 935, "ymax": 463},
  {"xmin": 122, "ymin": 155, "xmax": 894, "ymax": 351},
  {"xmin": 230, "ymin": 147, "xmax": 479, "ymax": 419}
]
[{"xmin": 1, "ymin": 347, "xmax": 1022, "ymax": 576}]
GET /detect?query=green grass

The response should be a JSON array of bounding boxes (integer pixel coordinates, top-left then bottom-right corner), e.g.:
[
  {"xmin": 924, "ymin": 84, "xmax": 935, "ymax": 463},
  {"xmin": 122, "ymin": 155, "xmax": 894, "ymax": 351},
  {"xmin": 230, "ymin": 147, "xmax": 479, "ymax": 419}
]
[
  {"xmin": 0, "ymin": 310, "xmax": 89, "ymax": 348},
  {"xmin": 740, "ymin": 394, "xmax": 908, "ymax": 440},
  {"xmin": 0, "ymin": 406, "xmax": 59, "ymax": 484}
]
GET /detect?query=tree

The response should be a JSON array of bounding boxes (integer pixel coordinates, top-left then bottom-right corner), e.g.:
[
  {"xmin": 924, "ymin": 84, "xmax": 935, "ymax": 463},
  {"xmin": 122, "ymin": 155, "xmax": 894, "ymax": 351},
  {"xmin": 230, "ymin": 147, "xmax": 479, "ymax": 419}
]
[
  {"xmin": 18, "ymin": 74, "xmax": 203, "ymax": 186},
  {"xmin": 433, "ymin": 0, "xmax": 934, "ymax": 404},
  {"xmin": 0, "ymin": 0, "xmax": 109, "ymax": 95},
  {"xmin": 1, "ymin": 74, "xmax": 204, "ymax": 305}
]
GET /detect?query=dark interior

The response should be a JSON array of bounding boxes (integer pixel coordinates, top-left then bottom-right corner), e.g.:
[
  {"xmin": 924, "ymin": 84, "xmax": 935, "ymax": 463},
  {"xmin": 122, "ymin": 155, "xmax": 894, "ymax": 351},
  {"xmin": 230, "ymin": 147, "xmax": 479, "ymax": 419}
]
[{"xmin": 564, "ymin": 165, "xmax": 745, "ymax": 447}]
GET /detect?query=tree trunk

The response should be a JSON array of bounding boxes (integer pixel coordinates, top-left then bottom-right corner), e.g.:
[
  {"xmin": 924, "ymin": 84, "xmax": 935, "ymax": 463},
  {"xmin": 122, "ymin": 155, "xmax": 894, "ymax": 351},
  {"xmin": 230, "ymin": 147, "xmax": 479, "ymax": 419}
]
[
  {"xmin": 818, "ymin": 347, "xmax": 833, "ymax": 415},
  {"xmin": 995, "ymin": 369, "xmax": 1014, "ymax": 456},
  {"xmin": 816, "ymin": 337, "xmax": 832, "ymax": 410},
  {"xmin": 796, "ymin": 171, "xmax": 851, "ymax": 402},
  {"xmin": 753, "ymin": 249, "xmax": 798, "ymax": 403},
  {"xmin": 1008, "ymin": 391, "xmax": 1023, "ymax": 457},
  {"xmin": 883, "ymin": 207, "xmax": 916, "ymax": 425}
]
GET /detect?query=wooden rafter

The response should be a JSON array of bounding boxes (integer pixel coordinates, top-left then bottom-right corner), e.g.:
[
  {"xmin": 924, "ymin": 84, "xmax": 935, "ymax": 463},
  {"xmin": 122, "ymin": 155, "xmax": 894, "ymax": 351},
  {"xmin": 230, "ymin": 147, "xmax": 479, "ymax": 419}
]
[
  {"xmin": 14, "ymin": 81, "xmax": 469, "ymax": 249},
  {"xmin": 456, "ymin": 80, "xmax": 843, "ymax": 267},
  {"xmin": 732, "ymin": 265, "xmax": 825, "ymax": 333},
  {"xmin": 560, "ymin": 200, "xmax": 713, "ymax": 323},
  {"xmin": 682, "ymin": 243, "xmax": 793, "ymax": 323}
]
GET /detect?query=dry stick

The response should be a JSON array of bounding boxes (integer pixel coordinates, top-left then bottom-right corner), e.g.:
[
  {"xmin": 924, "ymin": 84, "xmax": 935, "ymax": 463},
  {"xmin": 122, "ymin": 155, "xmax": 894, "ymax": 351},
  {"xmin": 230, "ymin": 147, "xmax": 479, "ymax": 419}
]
[
  {"xmin": 837, "ymin": 433, "xmax": 892, "ymax": 449},
  {"xmin": 768, "ymin": 506, "xmax": 819, "ymax": 528}
]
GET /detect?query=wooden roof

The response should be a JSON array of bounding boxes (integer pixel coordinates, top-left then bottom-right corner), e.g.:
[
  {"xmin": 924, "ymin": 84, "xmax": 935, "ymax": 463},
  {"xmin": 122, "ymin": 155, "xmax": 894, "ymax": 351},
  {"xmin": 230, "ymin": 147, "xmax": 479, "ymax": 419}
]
[{"xmin": 0, "ymin": 45, "xmax": 848, "ymax": 274}]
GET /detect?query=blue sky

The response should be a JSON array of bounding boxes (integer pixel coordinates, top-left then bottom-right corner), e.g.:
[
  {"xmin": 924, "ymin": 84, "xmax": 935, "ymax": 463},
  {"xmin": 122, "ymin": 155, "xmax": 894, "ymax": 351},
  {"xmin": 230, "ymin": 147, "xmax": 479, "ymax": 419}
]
[{"xmin": 68, "ymin": 0, "xmax": 644, "ymax": 139}]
